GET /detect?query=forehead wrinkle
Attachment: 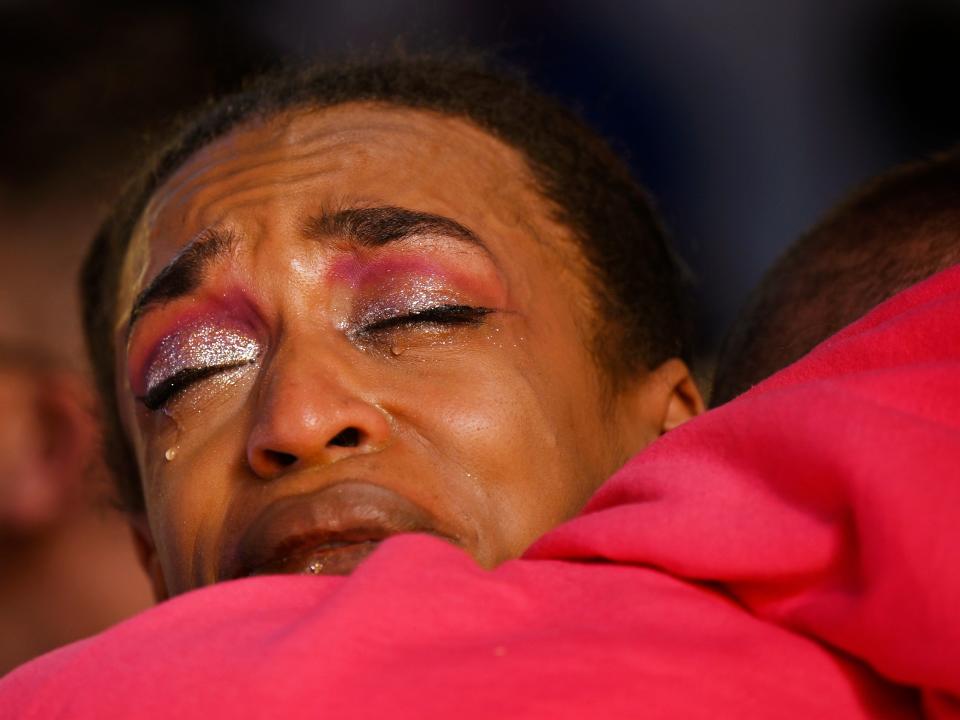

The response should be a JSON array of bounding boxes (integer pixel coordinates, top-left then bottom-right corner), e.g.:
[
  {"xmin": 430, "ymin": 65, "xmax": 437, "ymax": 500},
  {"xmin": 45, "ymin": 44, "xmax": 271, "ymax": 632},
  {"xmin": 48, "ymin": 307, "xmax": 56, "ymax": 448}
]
[
  {"xmin": 166, "ymin": 106, "xmax": 528, "ymax": 216},
  {"xmin": 154, "ymin": 106, "xmax": 437, "ymax": 215},
  {"xmin": 151, "ymin": 143, "xmax": 390, "ymax": 243},
  {"xmin": 153, "ymin": 102, "xmax": 540, "ymax": 237},
  {"xmin": 151, "ymin": 153, "xmax": 330, "ymax": 228}
]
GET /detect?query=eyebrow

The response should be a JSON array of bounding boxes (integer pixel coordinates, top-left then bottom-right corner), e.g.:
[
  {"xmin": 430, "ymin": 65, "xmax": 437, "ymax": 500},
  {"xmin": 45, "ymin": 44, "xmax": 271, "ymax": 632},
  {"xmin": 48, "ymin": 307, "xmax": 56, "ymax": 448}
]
[
  {"xmin": 127, "ymin": 227, "xmax": 238, "ymax": 335},
  {"xmin": 125, "ymin": 206, "xmax": 486, "ymax": 337},
  {"xmin": 302, "ymin": 205, "xmax": 483, "ymax": 248}
]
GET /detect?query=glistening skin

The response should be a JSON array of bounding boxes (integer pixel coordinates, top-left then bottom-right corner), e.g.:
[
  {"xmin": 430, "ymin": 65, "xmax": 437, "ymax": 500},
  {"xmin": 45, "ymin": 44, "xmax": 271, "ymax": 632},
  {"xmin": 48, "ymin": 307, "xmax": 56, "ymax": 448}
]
[{"xmin": 114, "ymin": 103, "xmax": 704, "ymax": 597}]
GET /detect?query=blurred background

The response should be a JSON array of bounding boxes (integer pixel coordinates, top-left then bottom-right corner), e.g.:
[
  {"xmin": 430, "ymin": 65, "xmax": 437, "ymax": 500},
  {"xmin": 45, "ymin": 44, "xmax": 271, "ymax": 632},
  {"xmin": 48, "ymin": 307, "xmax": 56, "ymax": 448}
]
[{"xmin": 2, "ymin": 0, "xmax": 960, "ymax": 672}]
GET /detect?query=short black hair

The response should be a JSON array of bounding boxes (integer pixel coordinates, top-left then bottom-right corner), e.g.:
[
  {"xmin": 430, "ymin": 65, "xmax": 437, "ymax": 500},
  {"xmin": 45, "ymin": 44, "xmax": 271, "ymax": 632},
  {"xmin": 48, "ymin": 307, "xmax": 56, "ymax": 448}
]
[
  {"xmin": 712, "ymin": 147, "xmax": 960, "ymax": 406},
  {"xmin": 81, "ymin": 52, "xmax": 694, "ymax": 512}
]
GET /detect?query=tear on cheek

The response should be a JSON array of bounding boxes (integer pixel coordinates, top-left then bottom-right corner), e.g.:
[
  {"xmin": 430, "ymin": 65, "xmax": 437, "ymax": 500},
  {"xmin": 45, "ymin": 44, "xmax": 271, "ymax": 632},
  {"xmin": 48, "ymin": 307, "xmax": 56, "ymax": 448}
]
[{"xmin": 140, "ymin": 363, "xmax": 252, "ymax": 478}]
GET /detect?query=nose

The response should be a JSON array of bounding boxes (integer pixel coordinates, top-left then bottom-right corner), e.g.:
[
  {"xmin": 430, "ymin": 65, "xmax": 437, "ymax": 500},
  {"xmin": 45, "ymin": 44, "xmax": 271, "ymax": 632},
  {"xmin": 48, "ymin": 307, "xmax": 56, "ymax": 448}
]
[{"xmin": 245, "ymin": 348, "xmax": 393, "ymax": 480}]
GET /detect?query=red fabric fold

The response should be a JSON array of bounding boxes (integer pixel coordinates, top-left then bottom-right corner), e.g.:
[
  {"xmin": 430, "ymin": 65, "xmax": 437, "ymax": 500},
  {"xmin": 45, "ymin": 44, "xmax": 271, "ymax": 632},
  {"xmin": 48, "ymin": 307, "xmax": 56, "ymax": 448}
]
[
  {"xmin": 529, "ymin": 263, "xmax": 960, "ymax": 716},
  {"xmin": 0, "ymin": 539, "xmax": 919, "ymax": 719}
]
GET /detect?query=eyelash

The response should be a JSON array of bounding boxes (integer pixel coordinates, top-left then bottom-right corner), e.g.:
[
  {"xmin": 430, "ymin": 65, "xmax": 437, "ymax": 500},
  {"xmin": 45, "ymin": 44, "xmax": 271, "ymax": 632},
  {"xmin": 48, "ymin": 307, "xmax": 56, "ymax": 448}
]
[
  {"xmin": 138, "ymin": 360, "xmax": 254, "ymax": 411},
  {"xmin": 358, "ymin": 304, "xmax": 492, "ymax": 335},
  {"xmin": 138, "ymin": 305, "xmax": 491, "ymax": 411}
]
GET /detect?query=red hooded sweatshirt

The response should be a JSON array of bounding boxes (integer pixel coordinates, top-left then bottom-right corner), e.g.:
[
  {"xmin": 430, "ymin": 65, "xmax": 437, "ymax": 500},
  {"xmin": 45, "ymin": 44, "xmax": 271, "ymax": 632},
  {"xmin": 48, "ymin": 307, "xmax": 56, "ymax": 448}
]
[{"xmin": 3, "ymin": 266, "xmax": 959, "ymax": 719}]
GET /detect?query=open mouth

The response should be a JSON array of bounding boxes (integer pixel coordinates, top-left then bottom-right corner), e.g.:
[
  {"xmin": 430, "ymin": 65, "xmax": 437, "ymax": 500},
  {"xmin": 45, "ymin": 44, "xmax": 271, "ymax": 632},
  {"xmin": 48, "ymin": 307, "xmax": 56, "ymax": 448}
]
[
  {"xmin": 222, "ymin": 480, "xmax": 460, "ymax": 581},
  {"xmin": 243, "ymin": 534, "xmax": 388, "ymax": 577}
]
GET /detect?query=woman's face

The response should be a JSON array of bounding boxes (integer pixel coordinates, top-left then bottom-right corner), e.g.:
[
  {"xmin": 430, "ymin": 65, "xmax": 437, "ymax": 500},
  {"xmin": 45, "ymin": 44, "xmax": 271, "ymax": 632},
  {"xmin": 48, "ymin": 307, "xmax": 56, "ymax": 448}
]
[{"xmin": 115, "ymin": 103, "xmax": 696, "ymax": 596}]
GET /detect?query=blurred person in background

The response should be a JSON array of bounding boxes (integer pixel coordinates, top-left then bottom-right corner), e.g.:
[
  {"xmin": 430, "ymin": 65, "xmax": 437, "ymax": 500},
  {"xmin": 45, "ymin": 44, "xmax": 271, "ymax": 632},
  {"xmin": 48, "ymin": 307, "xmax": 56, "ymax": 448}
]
[
  {"xmin": 0, "ymin": 345, "xmax": 151, "ymax": 675},
  {"xmin": 712, "ymin": 146, "xmax": 960, "ymax": 405},
  {"xmin": 0, "ymin": 4, "xmax": 266, "ymax": 674}
]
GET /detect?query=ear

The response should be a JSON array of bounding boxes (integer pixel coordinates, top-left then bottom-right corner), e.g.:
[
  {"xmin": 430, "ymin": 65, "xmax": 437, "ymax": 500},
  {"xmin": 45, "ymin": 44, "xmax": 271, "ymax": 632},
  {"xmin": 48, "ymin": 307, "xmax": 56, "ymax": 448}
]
[
  {"xmin": 614, "ymin": 358, "xmax": 705, "ymax": 457},
  {"xmin": 652, "ymin": 358, "xmax": 705, "ymax": 433},
  {"xmin": 128, "ymin": 513, "xmax": 169, "ymax": 601},
  {"xmin": 0, "ymin": 369, "xmax": 93, "ymax": 534}
]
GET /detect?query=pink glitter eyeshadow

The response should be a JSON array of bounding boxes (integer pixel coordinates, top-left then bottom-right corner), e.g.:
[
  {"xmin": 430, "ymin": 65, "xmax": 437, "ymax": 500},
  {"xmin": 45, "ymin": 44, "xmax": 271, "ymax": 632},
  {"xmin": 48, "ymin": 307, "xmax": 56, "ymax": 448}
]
[
  {"xmin": 352, "ymin": 276, "xmax": 461, "ymax": 327},
  {"xmin": 145, "ymin": 325, "xmax": 260, "ymax": 395}
]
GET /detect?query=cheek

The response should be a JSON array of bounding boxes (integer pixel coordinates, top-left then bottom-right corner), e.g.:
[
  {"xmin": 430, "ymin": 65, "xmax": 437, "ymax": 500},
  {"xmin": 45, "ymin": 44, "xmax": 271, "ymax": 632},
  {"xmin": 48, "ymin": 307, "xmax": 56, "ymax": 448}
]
[
  {"xmin": 391, "ymin": 349, "xmax": 595, "ymax": 559},
  {"xmin": 140, "ymin": 404, "xmax": 249, "ymax": 592},
  {"xmin": 132, "ymin": 363, "xmax": 256, "ymax": 468}
]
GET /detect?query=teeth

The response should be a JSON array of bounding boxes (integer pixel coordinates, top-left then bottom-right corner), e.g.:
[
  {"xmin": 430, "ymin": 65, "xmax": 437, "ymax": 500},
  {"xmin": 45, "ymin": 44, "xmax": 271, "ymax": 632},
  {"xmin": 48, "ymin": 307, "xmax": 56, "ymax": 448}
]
[{"xmin": 307, "ymin": 559, "xmax": 324, "ymax": 575}]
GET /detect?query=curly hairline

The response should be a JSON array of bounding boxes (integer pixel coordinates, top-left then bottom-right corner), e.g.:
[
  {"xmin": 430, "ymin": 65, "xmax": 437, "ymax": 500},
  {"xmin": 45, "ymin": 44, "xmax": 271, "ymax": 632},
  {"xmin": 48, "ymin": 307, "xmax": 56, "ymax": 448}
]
[{"xmin": 82, "ymin": 55, "xmax": 694, "ymax": 513}]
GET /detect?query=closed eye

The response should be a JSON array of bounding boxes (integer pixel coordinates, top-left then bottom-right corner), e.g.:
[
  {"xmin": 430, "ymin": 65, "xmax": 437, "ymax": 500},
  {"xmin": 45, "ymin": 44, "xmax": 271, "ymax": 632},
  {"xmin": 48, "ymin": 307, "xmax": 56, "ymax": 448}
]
[
  {"xmin": 360, "ymin": 305, "xmax": 492, "ymax": 335},
  {"xmin": 138, "ymin": 360, "xmax": 255, "ymax": 411}
]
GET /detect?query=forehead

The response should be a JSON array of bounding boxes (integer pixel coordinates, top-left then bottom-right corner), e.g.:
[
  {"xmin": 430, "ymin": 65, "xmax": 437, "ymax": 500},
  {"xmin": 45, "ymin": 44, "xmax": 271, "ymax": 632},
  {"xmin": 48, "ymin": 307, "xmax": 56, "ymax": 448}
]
[
  {"xmin": 153, "ymin": 103, "xmax": 540, "ymax": 222},
  {"xmin": 117, "ymin": 102, "xmax": 567, "ymax": 325}
]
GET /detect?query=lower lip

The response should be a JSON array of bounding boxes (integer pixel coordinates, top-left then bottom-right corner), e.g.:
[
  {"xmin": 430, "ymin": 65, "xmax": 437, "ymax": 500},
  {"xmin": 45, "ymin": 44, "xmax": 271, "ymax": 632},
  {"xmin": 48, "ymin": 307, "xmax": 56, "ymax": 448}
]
[{"xmin": 248, "ymin": 540, "xmax": 382, "ymax": 578}]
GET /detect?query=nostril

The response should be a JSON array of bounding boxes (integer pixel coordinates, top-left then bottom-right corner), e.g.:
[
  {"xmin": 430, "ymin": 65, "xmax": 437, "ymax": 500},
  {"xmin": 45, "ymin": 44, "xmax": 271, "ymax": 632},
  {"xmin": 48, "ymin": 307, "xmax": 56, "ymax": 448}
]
[
  {"xmin": 264, "ymin": 449, "xmax": 298, "ymax": 469},
  {"xmin": 328, "ymin": 426, "xmax": 361, "ymax": 448}
]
